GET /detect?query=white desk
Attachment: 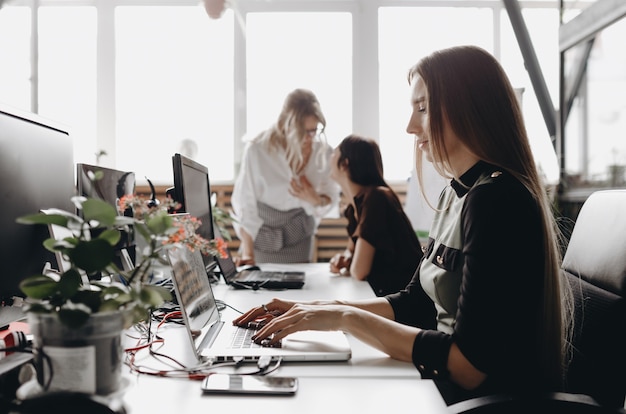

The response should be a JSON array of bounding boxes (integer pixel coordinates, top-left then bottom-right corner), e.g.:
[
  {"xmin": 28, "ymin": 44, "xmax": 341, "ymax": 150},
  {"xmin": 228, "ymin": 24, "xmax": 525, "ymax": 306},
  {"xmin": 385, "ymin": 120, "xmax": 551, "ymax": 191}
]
[
  {"xmin": 123, "ymin": 376, "xmax": 448, "ymax": 413},
  {"xmin": 121, "ymin": 263, "xmax": 449, "ymax": 413},
  {"xmin": 211, "ymin": 262, "xmax": 422, "ymax": 378}
]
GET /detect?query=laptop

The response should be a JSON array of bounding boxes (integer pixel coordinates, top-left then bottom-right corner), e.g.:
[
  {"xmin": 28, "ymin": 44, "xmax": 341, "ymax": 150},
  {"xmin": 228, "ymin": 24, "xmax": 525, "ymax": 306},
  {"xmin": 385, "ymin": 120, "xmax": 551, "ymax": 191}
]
[
  {"xmin": 171, "ymin": 152, "xmax": 305, "ymax": 289},
  {"xmin": 212, "ymin": 224, "xmax": 306, "ymax": 290},
  {"xmin": 167, "ymin": 246, "xmax": 351, "ymax": 364}
]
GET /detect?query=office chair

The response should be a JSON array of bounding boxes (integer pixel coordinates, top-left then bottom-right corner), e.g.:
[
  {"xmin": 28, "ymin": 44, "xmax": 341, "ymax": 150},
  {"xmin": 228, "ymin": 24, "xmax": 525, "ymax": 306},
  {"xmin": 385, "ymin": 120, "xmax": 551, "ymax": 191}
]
[
  {"xmin": 562, "ymin": 189, "xmax": 626, "ymax": 408},
  {"xmin": 449, "ymin": 189, "xmax": 626, "ymax": 413},
  {"xmin": 448, "ymin": 392, "xmax": 622, "ymax": 413}
]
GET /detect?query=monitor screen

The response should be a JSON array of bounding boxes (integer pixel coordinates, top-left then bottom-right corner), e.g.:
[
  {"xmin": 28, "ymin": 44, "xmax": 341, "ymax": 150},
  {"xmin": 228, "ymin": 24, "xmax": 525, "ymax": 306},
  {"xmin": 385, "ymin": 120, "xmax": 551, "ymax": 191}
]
[
  {"xmin": 76, "ymin": 163, "xmax": 135, "ymax": 210},
  {"xmin": 171, "ymin": 153, "xmax": 217, "ymax": 274},
  {"xmin": 76, "ymin": 163, "xmax": 136, "ymax": 271},
  {"xmin": 0, "ymin": 104, "xmax": 75, "ymax": 303}
]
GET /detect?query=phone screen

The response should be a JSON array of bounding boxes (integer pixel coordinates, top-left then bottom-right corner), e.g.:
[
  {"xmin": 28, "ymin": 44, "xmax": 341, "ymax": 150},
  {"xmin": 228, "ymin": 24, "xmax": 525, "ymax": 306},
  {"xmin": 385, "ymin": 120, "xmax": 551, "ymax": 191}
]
[{"xmin": 201, "ymin": 374, "xmax": 298, "ymax": 395}]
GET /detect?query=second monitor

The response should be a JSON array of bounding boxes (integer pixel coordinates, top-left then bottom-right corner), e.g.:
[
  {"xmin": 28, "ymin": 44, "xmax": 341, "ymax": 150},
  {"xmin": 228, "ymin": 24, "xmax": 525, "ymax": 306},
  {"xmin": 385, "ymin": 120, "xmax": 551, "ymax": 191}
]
[
  {"xmin": 170, "ymin": 153, "xmax": 305, "ymax": 290},
  {"xmin": 170, "ymin": 153, "xmax": 219, "ymax": 278}
]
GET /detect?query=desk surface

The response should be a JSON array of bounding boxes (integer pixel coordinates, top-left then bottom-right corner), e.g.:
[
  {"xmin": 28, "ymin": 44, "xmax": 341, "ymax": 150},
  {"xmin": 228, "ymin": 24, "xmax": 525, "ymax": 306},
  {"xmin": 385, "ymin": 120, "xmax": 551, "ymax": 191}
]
[
  {"xmin": 123, "ymin": 376, "xmax": 448, "ymax": 413},
  {"xmin": 121, "ymin": 263, "xmax": 449, "ymax": 412}
]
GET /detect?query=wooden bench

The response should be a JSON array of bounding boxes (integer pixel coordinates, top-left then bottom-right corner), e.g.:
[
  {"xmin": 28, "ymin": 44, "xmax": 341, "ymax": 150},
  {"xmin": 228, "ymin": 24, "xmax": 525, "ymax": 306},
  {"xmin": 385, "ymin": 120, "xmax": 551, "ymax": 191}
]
[{"xmin": 138, "ymin": 182, "xmax": 408, "ymax": 262}]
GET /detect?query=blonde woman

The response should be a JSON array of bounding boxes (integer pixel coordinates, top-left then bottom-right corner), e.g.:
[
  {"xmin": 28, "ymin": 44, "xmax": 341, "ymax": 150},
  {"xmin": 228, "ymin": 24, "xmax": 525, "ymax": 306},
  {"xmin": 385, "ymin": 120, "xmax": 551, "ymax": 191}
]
[
  {"xmin": 234, "ymin": 46, "xmax": 571, "ymax": 404},
  {"xmin": 231, "ymin": 89, "xmax": 340, "ymax": 265}
]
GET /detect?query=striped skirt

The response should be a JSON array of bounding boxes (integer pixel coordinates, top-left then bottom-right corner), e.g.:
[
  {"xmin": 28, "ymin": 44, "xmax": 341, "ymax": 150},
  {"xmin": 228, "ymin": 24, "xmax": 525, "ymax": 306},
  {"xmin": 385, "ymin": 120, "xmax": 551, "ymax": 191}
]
[{"xmin": 254, "ymin": 202, "xmax": 315, "ymax": 263}]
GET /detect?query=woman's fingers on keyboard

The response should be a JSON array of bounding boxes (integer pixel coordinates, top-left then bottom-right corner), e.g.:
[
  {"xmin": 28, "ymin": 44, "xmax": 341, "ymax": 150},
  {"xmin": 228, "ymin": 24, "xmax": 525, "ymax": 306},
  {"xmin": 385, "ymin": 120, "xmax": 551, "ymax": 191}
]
[{"xmin": 232, "ymin": 307, "xmax": 261, "ymax": 326}]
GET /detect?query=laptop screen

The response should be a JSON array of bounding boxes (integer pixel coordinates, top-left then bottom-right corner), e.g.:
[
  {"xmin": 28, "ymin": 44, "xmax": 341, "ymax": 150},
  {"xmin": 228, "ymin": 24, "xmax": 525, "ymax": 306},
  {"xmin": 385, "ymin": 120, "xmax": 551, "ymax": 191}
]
[
  {"xmin": 211, "ymin": 223, "xmax": 237, "ymax": 279},
  {"xmin": 167, "ymin": 246, "xmax": 221, "ymax": 352}
]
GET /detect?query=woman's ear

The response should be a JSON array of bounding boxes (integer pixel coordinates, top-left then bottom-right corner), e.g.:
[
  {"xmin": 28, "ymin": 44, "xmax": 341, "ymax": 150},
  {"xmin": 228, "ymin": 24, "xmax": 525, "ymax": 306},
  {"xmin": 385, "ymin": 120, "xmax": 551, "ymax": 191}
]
[{"xmin": 340, "ymin": 158, "xmax": 349, "ymax": 171}]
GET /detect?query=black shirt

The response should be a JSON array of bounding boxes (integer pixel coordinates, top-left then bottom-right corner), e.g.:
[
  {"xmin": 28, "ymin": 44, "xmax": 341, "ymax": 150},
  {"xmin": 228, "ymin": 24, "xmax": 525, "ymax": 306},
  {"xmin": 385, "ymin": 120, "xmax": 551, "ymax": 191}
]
[
  {"xmin": 387, "ymin": 161, "xmax": 548, "ymax": 403},
  {"xmin": 346, "ymin": 186, "xmax": 423, "ymax": 296}
]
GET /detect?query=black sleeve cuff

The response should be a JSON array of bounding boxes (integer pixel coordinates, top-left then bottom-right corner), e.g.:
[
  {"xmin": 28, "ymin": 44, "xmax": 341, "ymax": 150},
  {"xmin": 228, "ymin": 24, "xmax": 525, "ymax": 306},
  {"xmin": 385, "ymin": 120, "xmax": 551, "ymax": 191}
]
[{"xmin": 412, "ymin": 330, "xmax": 452, "ymax": 380}]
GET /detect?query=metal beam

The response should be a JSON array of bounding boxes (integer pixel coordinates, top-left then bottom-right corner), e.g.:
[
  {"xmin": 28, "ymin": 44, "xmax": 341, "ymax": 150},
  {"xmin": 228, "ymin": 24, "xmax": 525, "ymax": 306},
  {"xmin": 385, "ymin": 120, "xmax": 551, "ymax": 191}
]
[
  {"xmin": 560, "ymin": 0, "xmax": 626, "ymax": 52},
  {"xmin": 502, "ymin": 0, "xmax": 557, "ymax": 139},
  {"xmin": 563, "ymin": 39, "xmax": 593, "ymax": 122}
]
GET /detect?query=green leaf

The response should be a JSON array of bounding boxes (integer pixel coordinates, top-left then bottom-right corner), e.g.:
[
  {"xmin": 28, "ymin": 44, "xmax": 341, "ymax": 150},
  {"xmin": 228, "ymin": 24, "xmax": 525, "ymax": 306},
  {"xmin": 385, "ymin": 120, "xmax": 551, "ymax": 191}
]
[
  {"xmin": 23, "ymin": 302, "xmax": 53, "ymax": 314},
  {"xmin": 19, "ymin": 275, "xmax": 59, "ymax": 299},
  {"xmin": 57, "ymin": 269, "xmax": 83, "ymax": 299},
  {"xmin": 98, "ymin": 228, "xmax": 122, "ymax": 246},
  {"xmin": 145, "ymin": 211, "xmax": 173, "ymax": 235},
  {"xmin": 100, "ymin": 284, "xmax": 127, "ymax": 296},
  {"xmin": 129, "ymin": 304, "xmax": 151, "ymax": 325},
  {"xmin": 43, "ymin": 237, "xmax": 77, "ymax": 254},
  {"xmin": 82, "ymin": 198, "xmax": 118, "ymax": 226},
  {"xmin": 132, "ymin": 221, "xmax": 153, "ymax": 245},
  {"xmin": 113, "ymin": 216, "xmax": 135, "ymax": 227},
  {"xmin": 99, "ymin": 298, "xmax": 124, "ymax": 313},
  {"xmin": 16, "ymin": 213, "xmax": 69, "ymax": 227},
  {"xmin": 68, "ymin": 239, "xmax": 115, "ymax": 273},
  {"xmin": 112, "ymin": 291, "xmax": 133, "ymax": 304},
  {"xmin": 140, "ymin": 285, "xmax": 171, "ymax": 308},
  {"xmin": 152, "ymin": 284, "xmax": 173, "ymax": 302},
  {"xmin": 58, "ymin": 304, "xmax": 92, "ymax": 329},
  {"xmin": 72, "ymin": 289, "xmax": 103, "ymax": 313}
]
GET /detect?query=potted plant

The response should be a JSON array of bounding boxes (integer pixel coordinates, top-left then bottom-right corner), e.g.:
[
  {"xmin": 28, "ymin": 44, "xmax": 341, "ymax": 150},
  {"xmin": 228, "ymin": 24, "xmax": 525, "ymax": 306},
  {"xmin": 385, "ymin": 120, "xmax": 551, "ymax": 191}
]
[{"xmin": 16, "ymin": 189, "xmax": 227, "ymax": 396}]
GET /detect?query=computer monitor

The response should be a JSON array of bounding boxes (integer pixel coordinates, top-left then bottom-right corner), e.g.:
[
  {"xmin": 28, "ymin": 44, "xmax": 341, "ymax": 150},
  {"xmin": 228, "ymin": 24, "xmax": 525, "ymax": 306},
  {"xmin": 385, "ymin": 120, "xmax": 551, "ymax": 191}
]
[
  {"xmin": 171, "ymin": 153, "xmax": 218, "ymax": 276},
  {"xmin": 0, "ymin": 104, "xmax": 75, "ymax": 303},
  {"xmin": 76, "ymin": 163, "xmax": 136, "ymax": 272},
  {"xmin": 76, "ymin": 163, "xmax": 135, "ymax": 212}
]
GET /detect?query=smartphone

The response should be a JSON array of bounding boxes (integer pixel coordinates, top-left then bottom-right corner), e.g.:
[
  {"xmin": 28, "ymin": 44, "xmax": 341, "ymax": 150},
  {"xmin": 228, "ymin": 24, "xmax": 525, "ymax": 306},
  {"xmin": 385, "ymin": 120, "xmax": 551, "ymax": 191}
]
[{"xmin": 201, "ymin": 374, "xmax": 298, "ymax": 395}]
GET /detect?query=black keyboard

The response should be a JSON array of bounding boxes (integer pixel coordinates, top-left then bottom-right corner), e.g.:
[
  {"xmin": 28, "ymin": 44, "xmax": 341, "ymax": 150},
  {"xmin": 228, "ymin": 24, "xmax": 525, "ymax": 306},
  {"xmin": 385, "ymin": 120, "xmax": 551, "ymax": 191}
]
[{"xmin": 239, "ymin": 271, "xmax": 284, "ymax": 282}]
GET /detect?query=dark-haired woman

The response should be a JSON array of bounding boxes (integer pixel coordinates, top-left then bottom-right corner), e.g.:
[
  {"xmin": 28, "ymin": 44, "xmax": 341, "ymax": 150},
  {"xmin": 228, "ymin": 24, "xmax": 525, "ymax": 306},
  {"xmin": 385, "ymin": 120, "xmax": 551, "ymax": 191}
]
[{"xmin": 329, "ymin": 134, "xmax": 423, "ymax": 296}]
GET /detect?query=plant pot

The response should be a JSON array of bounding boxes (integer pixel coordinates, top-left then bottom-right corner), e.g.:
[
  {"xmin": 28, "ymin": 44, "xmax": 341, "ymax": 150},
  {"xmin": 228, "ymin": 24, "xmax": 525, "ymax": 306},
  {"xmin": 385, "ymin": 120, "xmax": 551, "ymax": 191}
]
[{"xmin": 27, "ymin": 311, "xmax": 125, "ymax": 396}]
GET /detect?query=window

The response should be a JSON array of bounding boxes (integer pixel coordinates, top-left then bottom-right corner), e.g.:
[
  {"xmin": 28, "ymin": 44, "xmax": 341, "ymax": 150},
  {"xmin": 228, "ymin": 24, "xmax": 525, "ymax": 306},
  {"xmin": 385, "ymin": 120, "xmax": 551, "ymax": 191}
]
[
  {"xmin": 115, "ymin": 6, "xmax": 234, "ymax": 183},
  {"xmin": 0, "ymin": 1, "xmax": 567, "ymax": 186},
  {"xmin": 0, "ymin": 6, "xmax": 31, "ymax": 111},
  {"xmin": 245, "ymin": 12, "xmax": 352, "ymax": 153},
  {"xmin": 378, "ymin": 6, "xmax": 494, "ymax": 181},
  {"xmin": 38, "ymin": 6, "xmax": 97, "ymax": 168},
  {"xmin": 562, "ymin": 17, "xmax": 626, "ymax": 188}
]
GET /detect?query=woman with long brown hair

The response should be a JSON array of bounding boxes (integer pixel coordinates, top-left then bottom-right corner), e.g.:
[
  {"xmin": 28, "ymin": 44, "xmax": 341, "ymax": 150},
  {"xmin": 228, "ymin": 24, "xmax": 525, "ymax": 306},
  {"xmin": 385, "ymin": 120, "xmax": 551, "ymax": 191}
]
[{"xmin": 233, "ymin": 46, "xmax": 571, "ymax": 404}]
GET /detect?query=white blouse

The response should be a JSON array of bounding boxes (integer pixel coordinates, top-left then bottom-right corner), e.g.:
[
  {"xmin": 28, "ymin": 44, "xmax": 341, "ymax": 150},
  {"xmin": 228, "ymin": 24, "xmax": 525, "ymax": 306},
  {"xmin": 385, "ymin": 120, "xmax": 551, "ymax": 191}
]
[{"xmin": 231, "ymin": 133, "xmax": 340, "ymax": 240}]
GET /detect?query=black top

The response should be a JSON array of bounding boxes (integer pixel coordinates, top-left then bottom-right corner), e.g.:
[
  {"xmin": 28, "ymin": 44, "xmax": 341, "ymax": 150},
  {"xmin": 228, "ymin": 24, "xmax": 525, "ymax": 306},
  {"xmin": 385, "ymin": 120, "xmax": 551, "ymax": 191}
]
[
  {"xmin": 345, "ymin": 186, "xmax": 423, "ymax": 296},
  {"xmin": 387, "ymin": 161, "xmax": 548, "ymax": 403}
]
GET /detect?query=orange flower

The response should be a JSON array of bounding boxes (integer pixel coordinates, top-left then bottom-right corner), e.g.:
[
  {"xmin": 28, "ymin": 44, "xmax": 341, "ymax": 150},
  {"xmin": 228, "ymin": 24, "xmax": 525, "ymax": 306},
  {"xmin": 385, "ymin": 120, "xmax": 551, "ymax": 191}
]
[{"xmin": 215, "ymin": 237, "xmax": 228, "ymax": 258}]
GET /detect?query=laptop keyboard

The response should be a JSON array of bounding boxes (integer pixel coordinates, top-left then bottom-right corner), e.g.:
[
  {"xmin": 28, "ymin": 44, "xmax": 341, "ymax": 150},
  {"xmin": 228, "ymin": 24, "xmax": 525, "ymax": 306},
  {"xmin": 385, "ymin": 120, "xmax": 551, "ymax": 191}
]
[
  {"xmin": 229, "ymin": 327, "xmax": 282, "ymax": 349},
  {"xmin": 230, "ymin": 327, "xmax": 260, "ymax": 348},
  {"xmin": 238, "ymin": 271, "xmax": 285, "ymax": 282}
]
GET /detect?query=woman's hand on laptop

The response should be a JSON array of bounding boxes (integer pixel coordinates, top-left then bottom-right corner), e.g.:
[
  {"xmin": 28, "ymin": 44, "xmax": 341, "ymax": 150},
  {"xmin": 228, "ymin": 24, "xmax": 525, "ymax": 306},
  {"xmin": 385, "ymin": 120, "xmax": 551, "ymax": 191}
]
[
  {"xmin": 250, "ymin": 304, "xmax": 347, "ymax": 346},
  {"xmin": 232, "ymin": 298, "xmax": 297, "ymax": 328}
]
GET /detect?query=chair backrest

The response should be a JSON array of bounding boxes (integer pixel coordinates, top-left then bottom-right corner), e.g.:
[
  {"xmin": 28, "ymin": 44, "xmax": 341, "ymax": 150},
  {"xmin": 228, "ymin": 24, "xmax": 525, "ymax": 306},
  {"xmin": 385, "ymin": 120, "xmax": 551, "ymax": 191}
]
[
  {"xmin": 448, "ymin": 392, "xmax": 624, "ymax": 414},
  {"xmin": 562, "ymin": 190, "xmax": 626, "ymax": 408}
]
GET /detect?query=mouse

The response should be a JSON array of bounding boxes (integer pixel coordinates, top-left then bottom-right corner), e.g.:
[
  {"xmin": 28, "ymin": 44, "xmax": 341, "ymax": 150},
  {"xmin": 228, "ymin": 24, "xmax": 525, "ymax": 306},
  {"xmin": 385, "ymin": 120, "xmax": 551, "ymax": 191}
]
[{"xmin": 240, "ymin": 265, "xmax": 261, "ymax": 272}]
